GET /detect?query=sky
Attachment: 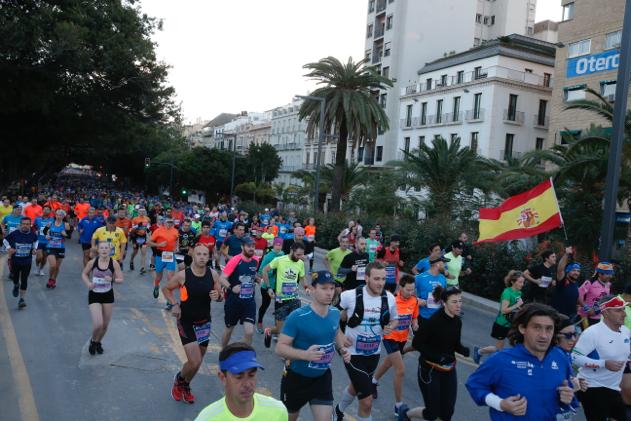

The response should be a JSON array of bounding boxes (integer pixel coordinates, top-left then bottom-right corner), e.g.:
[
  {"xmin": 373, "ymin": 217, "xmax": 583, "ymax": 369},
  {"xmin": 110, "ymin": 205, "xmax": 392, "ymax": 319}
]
[{"xmin": 140, "ymin": 0, "xmax": 563, "ymax": 124}]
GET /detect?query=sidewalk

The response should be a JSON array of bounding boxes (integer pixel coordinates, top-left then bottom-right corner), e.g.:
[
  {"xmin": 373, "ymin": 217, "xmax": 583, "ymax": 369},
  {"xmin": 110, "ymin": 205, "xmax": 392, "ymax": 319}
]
[{"xmin": 314, "ymin": 247, "xmax": 499, "ymax": 314}]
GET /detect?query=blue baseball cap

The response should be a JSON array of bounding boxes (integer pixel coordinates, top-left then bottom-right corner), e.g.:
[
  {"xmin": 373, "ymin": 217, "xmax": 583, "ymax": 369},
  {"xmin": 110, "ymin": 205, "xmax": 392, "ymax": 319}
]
[
  {"xmin": 565, "ymin": 262, "xmax": 581, "ymax": 273},
  {"xmin": 311, "ymin": 270, "xmax": 336, "ymax": 286},
  {"xmin": 242, "ymin": 236, "xmax": 255, "ymax": 245},
  {"xmin": 219, "ymin": 350, "xmax": 264, "ymax": 374}
]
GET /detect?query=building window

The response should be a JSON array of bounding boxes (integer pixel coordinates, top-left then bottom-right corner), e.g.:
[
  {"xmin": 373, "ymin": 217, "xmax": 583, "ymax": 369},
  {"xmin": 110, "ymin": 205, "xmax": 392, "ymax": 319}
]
[
  {"xmin": 440, "ymin": 74, "xmax": 448, "ymax": 86},
  {"xmin": 601, "ymin": 81, "xmax": 617, "ymax": 100},
  {"xmin": 536, "ymin": 138, "xmax": 544, "ymax": 150},
  {"xmin": 404, "ymin": 137, "xmax": 410, "ymax": 155},
  {"xmin": 365, "ymin": 50, "xmax": 371, "ymax": 61},
  {"xmin": 507, "ymin": 94, "xmax": 518, "ymax": 121},
  {"xmin": 470, "ymin": 132, "xmax": 479, "ymax": 153},
  {"xmin": 483, "ymin": 16, "xmax": 489, "ymax": 24},
  {"xmin": 525, "ymin": 68, "xmax": 533, "ymax": 73},
  {"xmin": 606, "ymin": 31, "xmax": 622, "ymax": 50},
  {"xmin": 386, "ymin": 15, "xmax": 393, "ymax": 30},
  {"xmin": 382, "ymin": 66, "xmax": 390, "ymax": 78},
  {"xmin": 376, "ymin": 146, "xmax": 383, "ymax": 162},
  {"xmin": 504, "ymin": 134, "xmax": 514, "ymax": 160},
  {"xmin": 474, "ymin": 66, "xmax": 484, "ymax": 79},
  {"xmin": 426, "ymin": 78, "xmax": 432, "ymax": 90},
  {"xmin": 436, "ymin": 99, "xmax": 443, "ymax": 123},
  {"xmin": 473, "ymin": 93, "xmax": 482, "ymax": 119},
  {"xmin": 537, "ymin": 99, "xmax": 547, "ymax": 126},
  {"xmin": 421, "ymin": 102, "xmax": 428, "ymax": 125},
  {"xmin": 418, "ymin": 136, "xmax": 425, "ymax": 149},
  {"xmin": 367, "ymin": 24, "xmax": 373, "ymax": 38},
  {"xmin": 475, "ymin": 13, "xmax": 482, "ymax": 23},
  {"xmin": 543, "ymin": 73, "xmax": 552, "ymax": 87},
  {"xmin": 380, "ymin": 93, "xmax": 387, "ymax": 108},
  {"xmin": 384, "ymin": 42, "xmax": 391, "ymax": 56},
  {"xmin": 450, "ymin": 133, "xmax": 458, "ymax": 142},
  {"xmin": 491, "ymin": 15, "xmax": 495, "ymax": 25},
  {"xmin": 457, "ymin": 70, "xmax": 464, "ymax": 84},
  {"xmin": 568, "ymin": 39, "xmax": 591, "ymax": 58},
  {"xmin": 527, "ymin": 26, "xmax": 534, "ymax": 35},
  {"xmin": 564, "ymin": 86, "xmax": 586, "ymax": 101},
  {"xmin": 369, "ymin": 0, "xmax": 375, "ymax": 13},
  {"xmin": 474, "ymin": 38, "xmax": 481, "ymax": 47},
  {"xmin": 358, "ymin": 147, "xmax": 364, "ymax": 162},
  {"xmin": 452, "ymin": 96, "xmax": 461, "ymax": 121},
  {"xmin": 405, "ymin": 104, "xmax": 413, "ymax": 127},
  {"xmin": 306, "ymin": 151, "xmax": 310, "ymax": 165},
  {"xmin": 434, "ymin": 134, "xmax": 441, "ymax": 141},
  {"xmin": 562, "ymin": 2, "xmax": 574, "ymax": 21}
]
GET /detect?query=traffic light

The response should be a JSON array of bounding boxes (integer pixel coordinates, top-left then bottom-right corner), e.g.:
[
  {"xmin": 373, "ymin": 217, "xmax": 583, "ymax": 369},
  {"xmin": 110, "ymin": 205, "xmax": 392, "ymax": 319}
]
[
  {"xmin": 144, "ymin": 157, "xmax": 150, "ymax": 167},
  {"xmin": 181, "ymin": 189, "xmax": 187, "ymax": 195}
]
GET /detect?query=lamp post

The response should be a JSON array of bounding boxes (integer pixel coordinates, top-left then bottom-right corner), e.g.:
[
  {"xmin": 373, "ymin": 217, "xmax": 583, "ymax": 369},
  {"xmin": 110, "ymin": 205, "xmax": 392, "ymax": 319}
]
[
  {"xmin": 599, "ymin": 0, "xmax": 631, "ymax": 260},
  {"xmin": 145, "ymin": 158, "xmax": 179, "ymax": 197},
  {"xmin": 296, "ymin": 95, "xmax": 326, "ymax": 214},
  {"xmin": 220, "ymin": 132, "xmax": 238, "ymax": 205}
]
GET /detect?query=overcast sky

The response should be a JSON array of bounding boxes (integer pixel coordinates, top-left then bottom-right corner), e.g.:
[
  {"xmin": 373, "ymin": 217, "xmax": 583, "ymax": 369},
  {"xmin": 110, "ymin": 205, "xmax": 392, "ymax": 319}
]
[{"xmin": 140, "ymin": 0, "xmax": 563, "ymax": 124}]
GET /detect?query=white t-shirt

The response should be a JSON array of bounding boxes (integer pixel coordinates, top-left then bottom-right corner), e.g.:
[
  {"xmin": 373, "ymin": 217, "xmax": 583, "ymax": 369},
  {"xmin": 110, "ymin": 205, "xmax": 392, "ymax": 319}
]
[
  {"xmin": 340, "ymin": 286, "xmax": 397, "ymax": 356},
  {"xmin": 573, "ymin": 321, "xmax": 631, "ymax": 391}
]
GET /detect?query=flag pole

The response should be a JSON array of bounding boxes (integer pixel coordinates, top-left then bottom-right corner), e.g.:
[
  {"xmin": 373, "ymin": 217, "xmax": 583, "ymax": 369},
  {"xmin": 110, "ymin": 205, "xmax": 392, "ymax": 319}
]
[{"xmin": 549, "ymin": 177, "xmax": 568, "ymax": 241}]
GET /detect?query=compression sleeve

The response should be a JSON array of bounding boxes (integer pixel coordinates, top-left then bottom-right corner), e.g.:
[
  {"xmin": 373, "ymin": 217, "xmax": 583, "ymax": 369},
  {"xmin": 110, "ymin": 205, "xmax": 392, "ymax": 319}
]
[{"xmin": 572, "ymin": 328, "xmax": 605, "ymax": 368}]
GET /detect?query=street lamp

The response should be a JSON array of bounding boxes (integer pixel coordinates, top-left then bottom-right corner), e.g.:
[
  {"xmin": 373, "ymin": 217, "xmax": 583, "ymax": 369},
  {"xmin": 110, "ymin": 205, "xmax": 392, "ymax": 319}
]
[
  {"xmin": 145, "ymin": 157, "xmax": 179, "ymax": 197},
  {"xmin": 599, "ymin": 0, "xmax": 631, "ymax": 260},
  {"xmin": 296, "ymin": 94, "xmax": 326, "ymax": 214},
  {"xmin": 218, "ymin": 132, "xmax": 238, "ymax": 204}
]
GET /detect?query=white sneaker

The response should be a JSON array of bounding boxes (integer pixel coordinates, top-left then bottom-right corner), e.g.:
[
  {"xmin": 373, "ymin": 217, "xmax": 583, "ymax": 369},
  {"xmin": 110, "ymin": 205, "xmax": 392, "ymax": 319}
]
[{"xmin": 38, "ymin": 269, "xmax": 44, "ymax": 276}]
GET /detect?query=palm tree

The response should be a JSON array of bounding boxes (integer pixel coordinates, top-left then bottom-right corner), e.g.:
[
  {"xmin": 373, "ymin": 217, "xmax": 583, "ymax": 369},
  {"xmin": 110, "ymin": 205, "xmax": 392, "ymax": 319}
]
[
  {"xmin": 484, "ymin": 153, "xmax": 550, "ymax": 197},
  {"xmin": 320, "ymin": 161, "xmax": 366, "ymax": 203},
  {"xmin": 298, "ymin": 56, "xmax": 393, "ymax": 211}
]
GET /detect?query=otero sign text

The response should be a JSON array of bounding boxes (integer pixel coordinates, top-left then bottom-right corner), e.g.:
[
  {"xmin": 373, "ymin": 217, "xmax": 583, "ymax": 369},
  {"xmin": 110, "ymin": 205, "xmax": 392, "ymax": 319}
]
[{"xmin": 567, "ymin": 49, "xmax": 620, "ymax": 78}]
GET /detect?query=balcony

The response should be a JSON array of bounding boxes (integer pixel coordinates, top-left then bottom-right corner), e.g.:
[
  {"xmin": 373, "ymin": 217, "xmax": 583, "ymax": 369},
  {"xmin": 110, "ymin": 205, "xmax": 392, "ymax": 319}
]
[
  {"xmin": 372, "ymin": 52, "xmax": 383, "ymax": 64},
  {"xmin": 443, "ymin": 112, "xmax": 463, "ymax": 125},
  {"xmin": 400, "ymin": 117, "xmax": 420, "ymax": 130},
  {"xmin": 503, "ymin": 110, "xmax": 525, "ymax": 125},
  {"xmin": 465, "ymin": 109, "xmax": 485, "ymax": 122},
  {"xmin": 400, "ymin": 65, "xmax": 554, "ymax": 97},
  {"xmin": 376, "ymin": 0, "xmax": 387, "ymax": 14},
  {"xmin": 499, "ymin": 150, "xmax": 523, "ymax": 161},
  {"xmin": 374, "ymin": 25, "xmax": 385, "ymax": 38},
  {"xmin": 534, "ymin": 115, "xmax": 549, "ymax": 129}
]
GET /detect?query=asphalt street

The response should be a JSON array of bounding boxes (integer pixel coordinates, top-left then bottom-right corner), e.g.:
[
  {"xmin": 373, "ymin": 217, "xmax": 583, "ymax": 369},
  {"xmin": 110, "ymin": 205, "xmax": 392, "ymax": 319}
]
[{"xmin": 0, "ymin": 242, "xmax": 586, "ymax": 421}]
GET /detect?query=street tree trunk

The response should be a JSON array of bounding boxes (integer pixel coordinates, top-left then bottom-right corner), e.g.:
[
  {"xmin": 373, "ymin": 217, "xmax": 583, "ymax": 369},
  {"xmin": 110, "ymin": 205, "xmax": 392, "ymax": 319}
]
[{"xmin": 330, "ymin": 123, "xmax": 348, "ymax": 212}]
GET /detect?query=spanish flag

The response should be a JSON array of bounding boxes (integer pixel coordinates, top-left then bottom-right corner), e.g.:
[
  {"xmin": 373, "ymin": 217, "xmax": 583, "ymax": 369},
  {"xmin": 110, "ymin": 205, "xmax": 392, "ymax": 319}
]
[{"xmin": 477, "ymin": 179, "xmax": 563, "ymax": 243}]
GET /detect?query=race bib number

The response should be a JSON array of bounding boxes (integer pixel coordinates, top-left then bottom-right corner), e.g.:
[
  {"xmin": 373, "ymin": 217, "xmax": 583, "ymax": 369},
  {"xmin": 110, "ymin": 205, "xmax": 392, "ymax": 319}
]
[
  {"xmin": 92, "ymin": 276, "xmax": 112, "ymax": 293},
  {"xmin": 306, "ymin": 234, "xmax": 315, "ymax": 242},
  {"xmin": 175, "ymin": 254, "xmax": 184, "ymax": 261},
  {"xmin": 161, "ymin": 251, "xmax": 174, "ymax": 262},
  {"xmin": 396, "ymin": 314, "xmax": 412, "ymax": 331},
  {"xmin": 239, "ymin": 281, "xmax": 254, "ymax": 299},
  {"xmin": 136, "ymin": 237, "xmax": 146, "ymax": 244},
  {"xmin": 108, "ymin": 242, "xmax": 115, "ymax": 256},
  {"xmin": 193, "ymin": 322, "xmax": 211, "ymax": 344},
  {"xmin": 540, "ymin": 276, "xmax": 552, "ymax": 288},
  {"xmin": 39, "ymin": 226, "xmax": 46, "ymax": 236},
  {"xmin": 48, "ymin": 236, "xmax": 62, "ymax": 248},
  {"xmin": 255, "ymin": 249, "xmax": 264, "ymax": 257},
  {"xmin": 281, "ymin": 282, "xmax": 297, "ymax": 298},
  {"xmin": 219, "ymin": 229, "xmax": 227, "ymax": 238},
  {"xmin": 357, "ymin": 265, "xmax": 366, "ymax": 281},
  {"xmin": 356, "ymin": 334, "xmax": 380, "ymax": 355},
  {"xmin": 385, "ymin": 265, "xmax": 396, "ymax": 284},
  {"xmin": 556, "ymin": 411, "xmax": 574, "ymax": 421},
  {"xmin": 308, "ymin": 343, "xmax": 335, "ymax": 370},
  {"xmin": 15, "ymin": 243, "xmax": 32, "ymax": 258}
]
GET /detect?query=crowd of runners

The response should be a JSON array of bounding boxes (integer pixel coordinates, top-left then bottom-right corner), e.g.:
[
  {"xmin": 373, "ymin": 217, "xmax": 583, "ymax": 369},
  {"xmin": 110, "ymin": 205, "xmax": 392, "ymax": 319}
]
[{"xmin": 1, "ymin": 186, "xmax": 631, "ymax": 421}]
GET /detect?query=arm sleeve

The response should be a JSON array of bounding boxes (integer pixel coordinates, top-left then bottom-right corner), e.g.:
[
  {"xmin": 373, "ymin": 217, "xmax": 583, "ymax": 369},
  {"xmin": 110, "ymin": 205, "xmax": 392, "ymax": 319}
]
[
  {"xmin": 465, "ymin": 354, "xmax": 502, "ymax": 406},
  {"xmin": 572, "ymin": 328, "xmax": 605, "ymax": 368},
  {"xmin": 222, "ymin": 255, "xmax": 240, "ymax": 277}
]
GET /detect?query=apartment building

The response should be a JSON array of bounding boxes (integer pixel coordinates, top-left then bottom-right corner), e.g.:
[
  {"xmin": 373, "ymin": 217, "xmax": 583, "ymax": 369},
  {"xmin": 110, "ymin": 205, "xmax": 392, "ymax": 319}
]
[
  {"xmin": 398, "ymin": 35, "xmax": 555, "ymax": 163},
  {"xmin": 362, "ymin": 0, "xmax": 537, "ymax": 166},
  {"xmin": 270, "ymin": 100, "xmax": 308, "ymax": 185},
  {"xmin": 549, "ymin": 0, "xmax": 627, "ymax": 146}
]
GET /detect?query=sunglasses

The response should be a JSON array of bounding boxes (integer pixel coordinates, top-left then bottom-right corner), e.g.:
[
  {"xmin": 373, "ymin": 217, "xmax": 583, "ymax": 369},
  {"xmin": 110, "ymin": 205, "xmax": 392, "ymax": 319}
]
[{"xmin": 558, "ymin": 332, "xmax": 578, "ymax": 340}]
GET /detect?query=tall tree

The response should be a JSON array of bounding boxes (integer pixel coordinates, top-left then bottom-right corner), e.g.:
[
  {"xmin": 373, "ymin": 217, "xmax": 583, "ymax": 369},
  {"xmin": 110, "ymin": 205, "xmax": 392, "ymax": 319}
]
[
  {"xmin": 298, "ymin": 57, "xmax": 392, "ymax": 211},
  {"xmin": 246, "ymin": 143, "xmax": 282, "ymax": 184}
]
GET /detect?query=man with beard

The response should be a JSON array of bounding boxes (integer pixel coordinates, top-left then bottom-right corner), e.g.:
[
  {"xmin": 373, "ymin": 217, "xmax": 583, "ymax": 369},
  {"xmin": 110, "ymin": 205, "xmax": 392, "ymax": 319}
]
[
  {"xmin": 551, "ymin": 246, "xmax": 581, "ymax": 319},
  {"xmin": 261, "ymin": 242, "xmax": 306, "ymax": 348},
  {"xmin": 338, "ymin": 237, "xmax": 370, "ymax": 291}
]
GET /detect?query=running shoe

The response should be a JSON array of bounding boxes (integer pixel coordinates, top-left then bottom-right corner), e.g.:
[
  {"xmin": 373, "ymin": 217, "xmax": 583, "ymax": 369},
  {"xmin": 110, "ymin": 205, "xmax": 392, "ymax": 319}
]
[
  {"xmin": 372, "ymin": 382, "xmax": 379, "ymax": 399},
  {"xmin": 397, "ymin": 404, "xmax": 411, "ymax": 421},
  {"xmin": 12, "ymin": 283, "xmax": 19, "ymax": 298},
  {"xmin": 333, "ymin": 404, "xmax": 345, "ymax": 420},
  {"xmin": 96, "ymin": 342, "xmax": 104, "ymax": 354},
  {"xmin": 130, "ymin": 262, "xmax": 134, "ymax": 271},
  {"xmin": 264, "ymin": 328, "xmax": 272, "ymax": 348},
  {"xmin": 165, "ymin": 303, "xmax": 174, "ymax": 311},
  {"xmin": 88, "ymin": 340, "xmax": 97, "ymax": 356},
  {"xmin": 18, "ymin": 298, "xmax": 26, "ymax": 309},
  {"xmin": 50, "ymin": 279, "xmax": 56, "ymax": 289},
  {"xmin": 153, "ymin": 285, "xmax": 160, "ymax": 299},
  {"xmin": 256, "ymin": 322, "xmax": 264, "ymax": 334},
  {"xmin": 181, "ymin": 382, "xmax": 195, "ymax": 404},
  {"xmin": 472, "ymin": 346, "xmax": 481, "ymax": 365},
  {"xmin": 171, "ymin": 373, "xmax": 183, "ymax": 401},
  {"xmin": 150, "ymin": 263, "xmax": 155, "ymax": 271},
  {"xmin": 140, "ymin": 267, "xmax": 146, "ymax": 275},
  {"xmin": 119, "ymin": 263, "xmax": 124, "ymax": 271}
]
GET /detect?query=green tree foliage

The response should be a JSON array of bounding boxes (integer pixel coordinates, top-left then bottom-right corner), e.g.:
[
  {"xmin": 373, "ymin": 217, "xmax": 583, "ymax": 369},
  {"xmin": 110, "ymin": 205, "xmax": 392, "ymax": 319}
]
[
  {"xmin": 298, "ymin": 57, "xmax": 392, "ymax": 211},
  {"xmin": 246, "ymin": 143, "xmax": 282, "ymax": 184},
  {"xmin": 345, "ymin": 169, "xmax": 404, "ymax": 217},
  {"xmin": 0, "ymin": 0, "xmax": 179, "ymax": 188}
]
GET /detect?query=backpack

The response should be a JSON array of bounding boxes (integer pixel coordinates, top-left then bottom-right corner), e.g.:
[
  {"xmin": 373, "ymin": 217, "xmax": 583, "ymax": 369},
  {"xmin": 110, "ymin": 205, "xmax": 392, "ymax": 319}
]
[{"xmin": 346, "ymin": 286, "xmax": 390, "ymax": 329}]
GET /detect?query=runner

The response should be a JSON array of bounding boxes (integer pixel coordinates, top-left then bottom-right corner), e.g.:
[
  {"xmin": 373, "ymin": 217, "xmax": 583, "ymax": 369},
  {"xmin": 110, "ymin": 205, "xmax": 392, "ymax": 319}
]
[
  {"xmin": 23, "ymin": 197, "xmax": 43, "ymax": 223},
  {"xmin": 147, "ymin": 217, "xmax": 179, "ymax": 304},
  {"xmin": 578, "ymin": 262, "xmax": 613, "ymax": 327},
  {"xmin": 415, "ymin": 256, "xmax": 449, "ymax": 323},
  {"xmin": 365, "ymin": 228, "xmax": 381, "ymax": 263},
  {"xmin": 276, "ymin": 270, "xmax": 351, "ymax": 421},
  {"xmin": 176, "ymin": 219, "xmax": 197, "ymax": 270},
  {"xmin": 193, "ymin": 221, "xmax": 216, "ymax": 266},
  {"xmin": 573, "ymin": 294, "xmax": 631, "ymax": 421},
  {"xmin": 252, "ymin": 227, "xmax": 268, "ymax": 258},
  {"xmin": 212, "ymin": 211, "xmax": 233, "ymax": 267},
  {"xmin": 78, "ymin": 207, "xmax": 104, "ymax": 266},
  {"xmin": 376, "ymin": 234, "xmax": 404, "ymax": 293},
  {"xmin": 473, "ymin": 270, "xmax": 525, "ymax": 364},
  {"xmin": 81, "ymin": 241, "xmax": 123, "ymax": 355},
  {"xmin": 114, "ymin": 207, "xmax": 132, "ymax": 270},
  {"xmin": 221, "ymin": 222, "xmax": 246, "ymax": 261},
  {"xmin": 43, "ymin": 209, "xmax": 71, "ymax": 289},
  {"xmin": 3, "ymin": 217, "xmax": 37, "ymax": 308},
  {"xmin": 443, "ymin": 240, "xmax": 466, "ymax": 287},
  {"xmin": 219, "ymin": 236, "xmax": 259, "ymax": 347},
  {"xmin": 324, "ymin": 237, "xmax": 351, "ymax": 298},
  {"xmin": 262, "ymin": 224, "xmax": 276, "ymax": 250},
  {"xmin": 194, "ymin": 342, "xmax": 288, "ymax": 420},
  {"xmin": 91, "ymin": 216, "xmax": 127, "ymax": 267},
  {"xmin": 334, "ymin": 261, "xmax": 398, "ymax": 421},
  {"xmin": 411, "ymin": 242, "xmax": 442, "ymax": 275},
  {"xmin": 398, "ymin": 287, "xmax": 470, "ymax": 421},
  {"xmin": 522, "ymin": 249, "xmax": 557, "ymax": 304},
  {"xmin": 163, "ymin": 244, "xmax": 221, "ymax": 404},
  {"xmin": 257, "ymin": 237, "xmax": 284, "ymax": 333},
  {"xmin": 129, "ymin": 208, "xmax": 151, "ymax": 273},
  {"xmin": 551, "ymin": 246, "xmax": 582, "ymax": 319},
  {"xmin": 304, "ymin": 217, "xmax": 317, "ymax": 271},
  {"xmin": 372, "ymin": 275, "xmax": 418, "ymax": 413},
  {"xmin": 33, "ymin": 205, "xmax": 54, "ymax": 276},
  {"xmin": 261, "ymin": 242, "xmax": 306, "ymax": 348},
  {"xmin": 338, "ymin": 237, "xmax": 369, "ymax": 292}
]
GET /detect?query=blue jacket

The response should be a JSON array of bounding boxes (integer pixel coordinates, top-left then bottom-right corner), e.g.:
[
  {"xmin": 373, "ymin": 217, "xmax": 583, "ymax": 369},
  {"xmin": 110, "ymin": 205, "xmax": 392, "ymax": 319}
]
[{"xmin": 466, "ymin": 344, "xmax": 573, "ymax": 420}]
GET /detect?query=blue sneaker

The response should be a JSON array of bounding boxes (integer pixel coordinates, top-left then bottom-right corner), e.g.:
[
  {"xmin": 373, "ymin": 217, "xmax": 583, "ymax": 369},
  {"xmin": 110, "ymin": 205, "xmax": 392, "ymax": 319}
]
[
  {"xmin": 473, "ymin": 346, "xmax": 481, "ymax": 365},
  {"xmin": 397, "ymin": 404, "xmax": 411, "ymax": 421},
  {"xmin": 153, "ymin": 285, "xmax": 160, "ymax": 299},
  {"xmin": 165, "ymin": 302, "xmax": 174, "ymax": 311}
]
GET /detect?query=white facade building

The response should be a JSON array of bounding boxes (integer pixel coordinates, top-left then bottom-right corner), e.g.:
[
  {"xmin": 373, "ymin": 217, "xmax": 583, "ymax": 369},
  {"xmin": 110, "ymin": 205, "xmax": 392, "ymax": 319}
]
[
  {"xmin": 398, "ymin": 35, "xmax": 555, "ymax": 162},
  {"xmin": 270, "ymin": 100, "xmax": 309, "ymax": 185},
  {"xmin": 362, "ymin": 0, "xmax": 537, "ymax": 166}
]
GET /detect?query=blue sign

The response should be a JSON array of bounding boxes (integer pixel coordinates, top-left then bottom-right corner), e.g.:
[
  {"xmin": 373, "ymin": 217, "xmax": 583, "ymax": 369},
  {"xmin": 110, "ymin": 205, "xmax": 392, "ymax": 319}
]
[{"xmin": 566, "ymin": 49, "xmax": 620, "ymax": 78}]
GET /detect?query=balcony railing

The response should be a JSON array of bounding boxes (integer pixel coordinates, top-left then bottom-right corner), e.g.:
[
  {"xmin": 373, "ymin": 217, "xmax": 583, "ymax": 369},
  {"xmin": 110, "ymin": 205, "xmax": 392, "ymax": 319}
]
[
  {"xmin": 503, "ymin": 110, "xmax": 525, "ymax": 125},
  {"xmin": 444, "ymin": 112, "xmax": 463, "ymax": 125},
  {"xmin": 372, "ymin": 52, "xmax": 382, "ymax": 64},
  {"xmin": 400, "ymin": 65, "xmax": 555, "ymax": 97},
  {"xmin": 400, "ymin": 117, "xmax": 421, "ymax": 130},
  {"xmin": 534, "ymin": 115, "xmax": 549, "ymax": 128},
  {"xmin": 465, "ymin": 109, "xmax": 485, "ymax": 121},
  {"xmin": 499, "ymin": 150, "xmax": 523, "ymax": 161},
  {"xmin": 374, "ymin": 26, "xmax": 385, "ymax": 38},
  {"xmin": 376, "ymin": 0, "xmax": 387, "ymax": 13}
]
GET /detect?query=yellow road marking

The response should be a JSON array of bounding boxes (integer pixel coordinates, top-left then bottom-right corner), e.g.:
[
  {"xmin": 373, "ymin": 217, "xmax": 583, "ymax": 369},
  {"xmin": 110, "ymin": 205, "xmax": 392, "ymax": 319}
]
[{"xmin": 0, "ymin": 258, "xmax": 40, "ymax": 421}]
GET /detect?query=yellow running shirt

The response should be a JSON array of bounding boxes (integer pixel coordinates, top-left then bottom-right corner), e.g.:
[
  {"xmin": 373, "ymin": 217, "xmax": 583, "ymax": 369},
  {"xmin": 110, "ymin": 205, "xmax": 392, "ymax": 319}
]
[
  {"xmin": 195, "ymin": 393, "xmax": 287, "ymax": 421},
  {"xmin": 92, "ymin": 226, "xmax": 127, "ymax": 261}
]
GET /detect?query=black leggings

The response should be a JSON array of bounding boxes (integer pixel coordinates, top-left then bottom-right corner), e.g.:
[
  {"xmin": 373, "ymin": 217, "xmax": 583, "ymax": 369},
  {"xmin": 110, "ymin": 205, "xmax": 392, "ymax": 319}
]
[
  {"xmin": 417, "ymin": 361, "xmax": 457, "ymax": 421},
  {"xmin": 258, "ymin": 286, "xmax": 272, "ymax": 324},
  {"xmin": 578, "ymin": 387, "xmax": 627, "ymax": 421},
  {"xmin": 11, "ymin": 264, "xmax": 31, "ymax": 291}
]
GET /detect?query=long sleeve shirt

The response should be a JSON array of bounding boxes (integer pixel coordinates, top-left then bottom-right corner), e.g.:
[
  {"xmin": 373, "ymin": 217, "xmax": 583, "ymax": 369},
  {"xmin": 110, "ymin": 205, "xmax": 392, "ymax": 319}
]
[{"xmin": 412, "ymin": 308, "xmax": 469, "ymax": 365}]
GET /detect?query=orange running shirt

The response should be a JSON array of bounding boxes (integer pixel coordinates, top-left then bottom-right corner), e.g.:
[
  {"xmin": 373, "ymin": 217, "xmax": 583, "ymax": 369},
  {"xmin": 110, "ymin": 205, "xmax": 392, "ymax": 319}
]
[
  {"xmin": 151, "ymin": 226, "xmax": 179, "ymax": 251},
  {"xmin": 384, "ymin": 294, "xmax": 419, "ymax": 342},
  {"xmin": 305, "ymin": 225, "xmax": 316, "ymax": 242},
  {"xmin": 115, "ymin": 217, "xmax": 132, "ymax": 236},
  {"xmin": 131, "ymin": 216, "xmax": 151, "ymax": 236}
]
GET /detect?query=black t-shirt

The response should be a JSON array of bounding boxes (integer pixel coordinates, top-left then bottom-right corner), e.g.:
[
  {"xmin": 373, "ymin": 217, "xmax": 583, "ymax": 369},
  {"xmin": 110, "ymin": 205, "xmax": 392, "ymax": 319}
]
[
  {"xmin": 178, "ymin": 229, "xmax": 197, "ymax": 253},
  {"xmin": 525, "ymin": 263, "xmax": 555, "ymax": 303},
  {"xmin": 551, "ymin": 277, "xmax": 580, "ymax": 317},
  {"xmin": 340, "ymin": 251, "xmax": 369, "ymax": 291},
  {"xmin": 282, "ymin": 238, "xmax": 314, "ymax": 255}
]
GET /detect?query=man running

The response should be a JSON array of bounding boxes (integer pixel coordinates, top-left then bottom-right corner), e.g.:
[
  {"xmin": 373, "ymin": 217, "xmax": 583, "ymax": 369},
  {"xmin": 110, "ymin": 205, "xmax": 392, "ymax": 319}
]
[
  {"xmin": 78, "ymin": 207, "xmax": 104, "ymax": 266},
  {"xmin": 114, "ymin": 208, "xmax": 132, "ymax": 270},
  {"xmin": 365, "ymin": 228, "xmax": 381, "ymax": 263},
  {"xmin": 33, "ymin": 205, "xmax": 54, "ymax": 276},
  {"xmin": 23, "ymin": 197, "xmax": 43, "ymax": 223},
  {"xmin": 551, "ymin": 246, "xmax": 581, "ymax": 319},
  {"xmin": 129, "ymin": 208, "xmax": 151, "ymax": 273},
  {"xmin": 221, "ymin": 221, "xmax": 246, "ymax": 261},
  {"xmin": 324, "ymin": 237, "xmax": 351, "ymax": 301},
  {"xmin": 257, "ymin": 237, "xmax": 284, "ymax": 334},
  {"xmin": 163, "ymin": 244, "xmax": 220, "ymax": 404},
  {"xmin": 194, "ymin": 342, "xmax": 287, "ymax": 420},
  {"xmin": 43, "ymin": 209, "xmax": 71, "ymax": 289},
  {"xmin": 523, "ymin": 250, "xmax": 557, "ymax": 304},
  {"xmin": 261, "ymin": 242, "xmax": 306, "ymax": 348},
  {"xmin": 212, "ymin": 211, "xmax": 233, "ymax": 266},
  {"xmin": 334, "ymin": 261, "xmax": 398, "ymax": 421},
  {"xmin": 176, "ymin": 219, "xmax": 197, "ymax": 270},
  {"xmin": 92, "ymin": 216, "xmax": 127, "ymax": 268},
  {"xmin": 376, "ymin": 234, "xmax": 405, "ymax": 293},
  {"xmin": 219, "ymin": 236, "xmax": 259, "ymax": 347},
  {"xmin": 193, "ymin": 221, "xmax": 216, "ymax": 265},
  {"xmin": 147, "ymin": 217, "xmax": 179, "ymax": 304},
  {"xmin": 276, "ymin": 270, "xmax": 351, "ymax": 421},
  {"xmin": 4, "ymin": 217, "xmax": 37, "ymax": 308},
  {"xmin": 338, "ymin": 237, "xmax": 370, "ymax": 292},
  {"xmin": 411, "ymin": 242, "xmax": 441, "ymax": 275}
]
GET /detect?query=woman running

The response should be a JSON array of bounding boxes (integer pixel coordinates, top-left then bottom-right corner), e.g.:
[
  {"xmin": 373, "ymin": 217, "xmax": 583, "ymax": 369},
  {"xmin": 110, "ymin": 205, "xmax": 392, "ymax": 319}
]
[
  {"xmin": 304, "ymin": 217, "xmax": 317, "ymax": 271},
  {"xmin": 43, "ymin": 209, "xmax": 71, "ymax": 289},
  {"xmin": 81, "ymin": 241, "xmax": 123, "ymax": 355}
]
